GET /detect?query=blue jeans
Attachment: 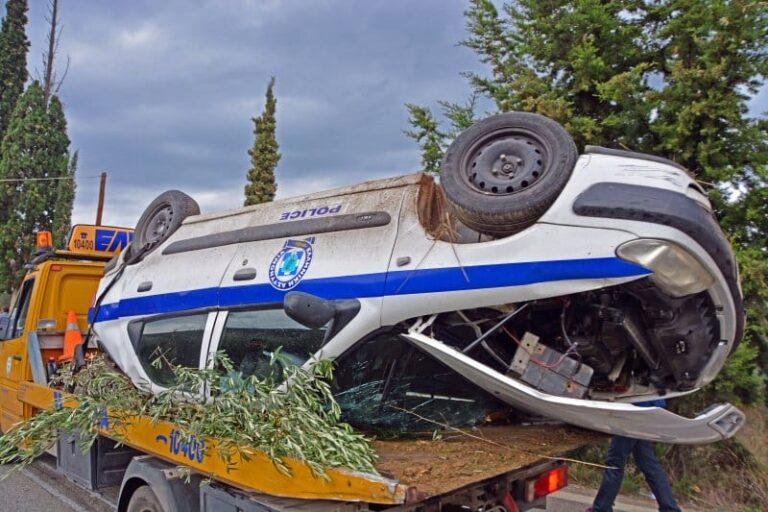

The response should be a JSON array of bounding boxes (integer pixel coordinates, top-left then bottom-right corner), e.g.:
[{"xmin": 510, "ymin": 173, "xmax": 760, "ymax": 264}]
[{"xmin": 592, "ymin": 436, "xmax": 681, "ymax": 512}]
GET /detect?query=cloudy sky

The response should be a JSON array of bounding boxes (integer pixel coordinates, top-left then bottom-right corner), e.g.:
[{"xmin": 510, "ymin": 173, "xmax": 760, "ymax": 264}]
[
  {"xmin": 17, "ymin": 0, "xmax": 485, "ymax": 227},
  {"xmin": 15, "ymin": 0, "xmax": 768, "ymax": 228}
]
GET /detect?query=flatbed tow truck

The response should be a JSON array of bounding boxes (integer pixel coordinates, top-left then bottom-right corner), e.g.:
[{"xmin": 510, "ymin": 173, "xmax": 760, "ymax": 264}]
[{"xmin": 1, "ymin": 226, "xmax": 595, "ymax": 512}]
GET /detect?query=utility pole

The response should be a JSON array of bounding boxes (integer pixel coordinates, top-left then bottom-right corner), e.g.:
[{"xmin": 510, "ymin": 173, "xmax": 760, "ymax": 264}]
[{"xmin": 95, "ymin": 171, "xmax": 106, "ymax": 226}]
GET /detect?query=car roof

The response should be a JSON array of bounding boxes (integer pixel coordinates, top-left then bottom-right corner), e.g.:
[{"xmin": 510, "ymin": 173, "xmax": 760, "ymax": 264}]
[{"xmin": 186, "ymin": 172, "xmax": 424, "ymax": 226}]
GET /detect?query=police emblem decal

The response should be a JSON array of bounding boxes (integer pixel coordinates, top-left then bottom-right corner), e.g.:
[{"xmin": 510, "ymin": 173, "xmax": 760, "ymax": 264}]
[{"xmin": 268, "ymin": 239, "xmax": 314, "ymax": 290}]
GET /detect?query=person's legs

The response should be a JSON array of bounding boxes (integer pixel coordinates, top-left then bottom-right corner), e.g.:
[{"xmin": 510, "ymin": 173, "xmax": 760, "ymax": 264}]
[
  {"xmin": 592, "ymin": 436, "xmax": 635, "ymax": 512},
  {"xmin": 632, "ymin": 441, "xmax": 681, "ymax": 512}
]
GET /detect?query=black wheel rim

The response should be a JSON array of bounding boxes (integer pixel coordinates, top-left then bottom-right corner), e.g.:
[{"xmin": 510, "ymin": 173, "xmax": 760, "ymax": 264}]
[
  {"xmin": 143, "ymin": 204, "xmax": 174, "ymax": 246},
  {"xmin": 461, "ymin": 128, "xmax": 549, "ymax": 195}
]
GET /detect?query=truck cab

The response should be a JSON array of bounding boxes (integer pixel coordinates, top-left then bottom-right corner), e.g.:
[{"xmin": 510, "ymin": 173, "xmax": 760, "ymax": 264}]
[{"xmin": 0, "ymin": 225, "xmax": 132, "ymax": 432}]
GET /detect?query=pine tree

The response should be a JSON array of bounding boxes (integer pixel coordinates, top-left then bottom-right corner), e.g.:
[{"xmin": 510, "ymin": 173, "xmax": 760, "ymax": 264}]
[
  {"xmin": 405, "ymin": 95, "xmax": 477, "ymax": 174},
  {"xmin": 646, "ymin": 3, "xmax": 768, "ymax": 394},
  {"xmin": 647, "ymin": 0, "xmax": 768, "ymax": 182},
  {"xmin": 408, "ymin": 0, "xmax": 768, "ymax": 401},
  {"xmin": 0, "ymin": 83, "xmax": 70, "ymax": 292},
  {"xmin": 0, "ymin": 0, "xmax": 29, "ymax": 141},
  {"xmin": 52, "ymin": 150, "xmax": 77, "ymax": 248},
  {"xmin": 413, "ymin": 0, "xmax": 767, "ymax": 184},
  {"xmin": 244, "ymin": 77, "xmax": 279, "ymax": 206},
  {"xmin": 470, "ymin": 0, "xmax": 655, "ymax": 150},
  {"xmin": 405, "ymin": 105, "xmax": 445, "ymax": 174}
]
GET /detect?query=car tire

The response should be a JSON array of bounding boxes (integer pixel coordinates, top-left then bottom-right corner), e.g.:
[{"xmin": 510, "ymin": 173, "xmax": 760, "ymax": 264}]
[
  {"xmin": 128, "ymin": 190, "xmax": 199, "ymax": 263},
  {"xmin": 439, "ymin": 111, "xmax": 578, "ymax": 237},
  {"xmin": 126, "ymin": 485, "xmax": 164, "ymax": 512}
]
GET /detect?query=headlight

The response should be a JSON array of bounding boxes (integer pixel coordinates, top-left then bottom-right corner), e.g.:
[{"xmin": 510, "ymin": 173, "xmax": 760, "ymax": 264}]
[{"xmin": 617, "ymin": 239, "xmax": 714, "ymax": 297}]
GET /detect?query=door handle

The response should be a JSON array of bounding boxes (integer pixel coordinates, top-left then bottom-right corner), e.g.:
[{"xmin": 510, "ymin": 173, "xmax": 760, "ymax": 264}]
[{"xmin": 233, "ymin": 268, "xmax": 257, "ymax": 281}]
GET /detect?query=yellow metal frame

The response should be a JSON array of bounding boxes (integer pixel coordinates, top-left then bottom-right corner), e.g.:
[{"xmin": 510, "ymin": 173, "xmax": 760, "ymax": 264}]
[{"xmin": 18, "ymin": 381, "xmax": 407, "ymax": 504}]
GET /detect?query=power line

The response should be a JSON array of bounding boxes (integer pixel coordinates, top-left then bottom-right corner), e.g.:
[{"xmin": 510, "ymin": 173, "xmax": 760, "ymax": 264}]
[
  {"xmin": 0, "ymin": 176, "xmax": 72, "ymax": 182},
  {"xmin": 0, "ymin": 175, "xmax": 101, "ymax": 183}
]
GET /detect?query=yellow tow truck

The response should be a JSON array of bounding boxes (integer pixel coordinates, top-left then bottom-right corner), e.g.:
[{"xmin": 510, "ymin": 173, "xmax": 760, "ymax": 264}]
[
  {"xmin": 1, "ymin": 227, "xmax": 593, "ymax": 512},
  {"xmin": 0, "ymin": 225, "xmax": 132, "ymax": 432}
]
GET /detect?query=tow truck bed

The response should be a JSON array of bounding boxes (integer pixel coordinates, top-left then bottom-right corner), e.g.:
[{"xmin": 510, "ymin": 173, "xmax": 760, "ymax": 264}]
[
  {"xmin": 374, "ymin": 425, "xmax": 597, "ymax": 498},
  {"xmin": 18, "ymin": 380, "xmax": 596, "ymax": 510}
]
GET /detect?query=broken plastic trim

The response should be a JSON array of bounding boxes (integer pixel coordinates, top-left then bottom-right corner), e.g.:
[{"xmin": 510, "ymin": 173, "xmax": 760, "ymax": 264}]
[{"xmin": 402, "ymin": 332, "xmax": 745, "ymax": 444}]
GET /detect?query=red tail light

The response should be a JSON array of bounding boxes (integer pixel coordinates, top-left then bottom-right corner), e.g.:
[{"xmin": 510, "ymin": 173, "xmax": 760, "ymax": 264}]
[{"xmin": 525, "ymin": 466, "xmax": 568, "ymax": 501}]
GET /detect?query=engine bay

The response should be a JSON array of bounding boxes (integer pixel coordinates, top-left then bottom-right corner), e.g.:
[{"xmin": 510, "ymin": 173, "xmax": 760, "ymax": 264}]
[{"xmin": 426, "ymin": 277, "xmax": 721, "ymax": 401}]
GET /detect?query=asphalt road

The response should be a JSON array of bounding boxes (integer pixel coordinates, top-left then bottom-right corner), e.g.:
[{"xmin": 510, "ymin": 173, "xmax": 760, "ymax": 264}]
[
  {"xmin": 0, "ymin": 459, "xmax": 115, "ymax": 512},
  {"xmin": 0, "ymin": 464, "xmax": 78, "ymax": 511}
]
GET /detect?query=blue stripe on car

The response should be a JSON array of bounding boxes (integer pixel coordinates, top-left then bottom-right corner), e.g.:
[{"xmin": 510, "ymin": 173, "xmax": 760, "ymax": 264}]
[{"xmin": 92, "ymin": 257, "xmax": 649, "ymax": 323}]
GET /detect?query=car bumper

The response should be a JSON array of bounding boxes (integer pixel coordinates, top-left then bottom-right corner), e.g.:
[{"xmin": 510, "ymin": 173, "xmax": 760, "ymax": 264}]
[{"xmin": 403, "ymin": 332, "xmax": 745, "ymax": 444}]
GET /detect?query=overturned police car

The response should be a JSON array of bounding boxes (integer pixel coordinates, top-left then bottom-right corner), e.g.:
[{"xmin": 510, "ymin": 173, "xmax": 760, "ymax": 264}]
[{"xmin": 91, "ymin": 112, "xmax": 745, "ymax": 444}]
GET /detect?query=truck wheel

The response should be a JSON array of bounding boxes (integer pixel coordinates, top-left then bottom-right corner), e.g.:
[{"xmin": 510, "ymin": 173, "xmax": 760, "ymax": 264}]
[
  {"xmin": 440, "ymin": 112, "xmax": 577, "ymax": 237},
  {"xmin": 128, "ymin": 190, "xmax": 199, "ymax": 263},
  {"xmin": 127, "ymin": 485, "xmax": 164, "ymax": 512}
]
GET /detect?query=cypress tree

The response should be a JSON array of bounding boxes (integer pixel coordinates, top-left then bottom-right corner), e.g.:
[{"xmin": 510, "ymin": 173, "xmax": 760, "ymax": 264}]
[
  {"xmin": 0, "ymin": 82, "xmax": 70, "ymax": 292},
  {"xmin": 0, "ymin": 0, "xmax": 29, "ymax": 141},
  {"xmin": 46, "ymin": 94, "xmax": 70, "ymax": 171},
  {"xmin": 244, "ymin": 77, "xmax": 279, "ymax": 206}
]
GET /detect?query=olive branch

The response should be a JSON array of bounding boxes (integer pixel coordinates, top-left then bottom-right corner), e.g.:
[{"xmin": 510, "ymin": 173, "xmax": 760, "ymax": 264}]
[{"xmin": 0, "ymin": 353, "xmax": 378, "ymax": 481}]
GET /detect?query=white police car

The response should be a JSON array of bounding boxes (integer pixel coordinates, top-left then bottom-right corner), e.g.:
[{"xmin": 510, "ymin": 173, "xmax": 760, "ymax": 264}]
[{"xmin": 92, "ymin": 112, "xmax": 745, "ymax": 443}]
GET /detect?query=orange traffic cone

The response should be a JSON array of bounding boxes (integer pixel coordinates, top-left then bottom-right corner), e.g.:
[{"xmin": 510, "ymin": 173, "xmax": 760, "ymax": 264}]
[{"xmin": 59, "ymin": 310, "xmax": 83, "ymax": 362}]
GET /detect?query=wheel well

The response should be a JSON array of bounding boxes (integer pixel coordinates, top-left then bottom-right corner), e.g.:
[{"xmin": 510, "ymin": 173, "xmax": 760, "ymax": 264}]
[{"xmin": 117, "ymin": 477, "xmax": 149, "ymax": 512}]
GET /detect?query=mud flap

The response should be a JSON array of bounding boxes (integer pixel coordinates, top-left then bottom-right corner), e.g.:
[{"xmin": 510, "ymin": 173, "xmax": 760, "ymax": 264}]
[{"xmin": 401, "ymin": 332, "xmax": 745, "ymax": 444}]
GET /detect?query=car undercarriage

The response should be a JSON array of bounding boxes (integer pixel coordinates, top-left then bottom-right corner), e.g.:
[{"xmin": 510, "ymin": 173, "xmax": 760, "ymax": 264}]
[
  {"xmin": 428, "ymin": 278, "xmax": 722, "ymax": 401},
  {"xmin": 330, "ymin": 278, "xmax": 723, "ymax": 432}
]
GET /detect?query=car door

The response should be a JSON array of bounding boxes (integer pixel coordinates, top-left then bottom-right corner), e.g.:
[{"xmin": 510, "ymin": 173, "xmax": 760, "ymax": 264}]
[
  {"xmin": 204, "ymin": 307, "xmax": 328, "ymax": 380},
  {"xmin": 0, "ymin": 277, "xmax": 36, "ymax": 432},
  {"xmin": 126, "ymin": 310, "xmax": 218, "ymax": 396}
]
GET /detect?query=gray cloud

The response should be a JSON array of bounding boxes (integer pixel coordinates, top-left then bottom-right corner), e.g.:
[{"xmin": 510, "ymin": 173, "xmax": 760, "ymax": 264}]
[
  {"xmin": 18, "ymin": 0, "xmax": 484, "ymax": 227},
  {"xmin": 16, "ymin": 0, "xmax": 767, "ymax": 228}
]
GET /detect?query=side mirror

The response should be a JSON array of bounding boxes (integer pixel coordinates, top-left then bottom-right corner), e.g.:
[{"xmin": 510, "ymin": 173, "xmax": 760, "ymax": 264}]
[{"xmin": 284, "ymin": 292, "xmax": 336, "ymax": 329}]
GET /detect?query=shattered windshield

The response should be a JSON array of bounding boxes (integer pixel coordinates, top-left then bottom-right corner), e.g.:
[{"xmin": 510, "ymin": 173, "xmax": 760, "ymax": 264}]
[{"xmin": 332, "ymin": 330, "xmax": 508, "ymax": 432}]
